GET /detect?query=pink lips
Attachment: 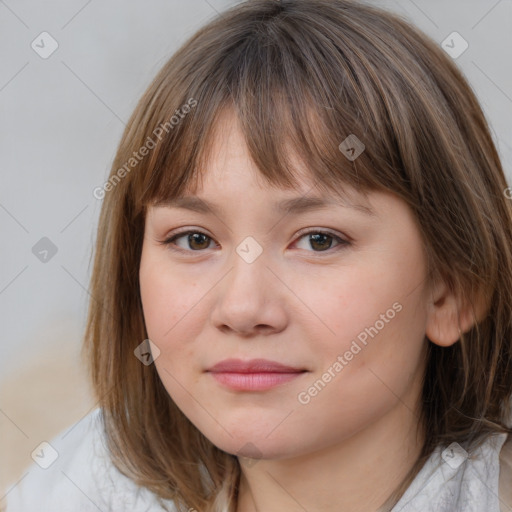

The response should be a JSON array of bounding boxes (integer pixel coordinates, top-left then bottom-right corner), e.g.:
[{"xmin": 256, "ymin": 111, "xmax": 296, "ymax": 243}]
[
  {"xmin": 206, "ymin": 358, "xmax": 307, "ymax": 391},
  {"xmin": 208, "ymin": 358, "xmax": 304, "ymax": 373}
]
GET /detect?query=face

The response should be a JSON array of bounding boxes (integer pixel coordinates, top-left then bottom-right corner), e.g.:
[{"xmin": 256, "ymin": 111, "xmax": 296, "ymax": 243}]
[{"xmin": 139, "ymin": 110, "xmax": 431, "ymax": 461}]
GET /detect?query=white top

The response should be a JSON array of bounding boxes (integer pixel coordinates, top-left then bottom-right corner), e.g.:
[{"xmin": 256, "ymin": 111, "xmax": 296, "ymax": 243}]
[{"xmin": 4, "ymin": 407, "xmax": 512, "ymax": 512}]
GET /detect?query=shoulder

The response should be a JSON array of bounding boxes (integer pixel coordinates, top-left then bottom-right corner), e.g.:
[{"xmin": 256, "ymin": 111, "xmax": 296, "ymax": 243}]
[
  {"xmin": 4, "ymin": 408, "xmax": 105, "ymax": 511},
  {"xmin": 4, "ymin": 408, "xmax": 177, "ymax": 512},
  {"xmin": 499, "ymin": 433, "xmax": 512, "ymax": 512}
]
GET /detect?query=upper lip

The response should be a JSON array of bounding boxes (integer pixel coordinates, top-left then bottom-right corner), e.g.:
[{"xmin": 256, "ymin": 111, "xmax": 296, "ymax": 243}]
[{"xmin": 207, "ymin": 358, "xmax": 306, "ymax": 373}]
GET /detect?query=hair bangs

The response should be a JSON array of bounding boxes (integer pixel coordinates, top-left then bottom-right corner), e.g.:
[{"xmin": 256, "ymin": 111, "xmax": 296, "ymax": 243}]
[{"xmin": 132, "ymin": 8, "xmax": 394, "ymax": 214}]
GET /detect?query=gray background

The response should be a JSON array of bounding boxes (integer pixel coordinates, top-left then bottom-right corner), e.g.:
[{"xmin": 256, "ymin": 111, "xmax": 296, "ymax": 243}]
[{"xmin": 0, "ymin": 0, "xmax": 511, "ymax": 493}]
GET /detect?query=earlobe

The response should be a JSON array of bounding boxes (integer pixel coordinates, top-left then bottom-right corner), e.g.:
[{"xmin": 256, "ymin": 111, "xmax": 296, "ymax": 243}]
[
  {"xmin": 425, "ymin": 296, "xmax": 462, "ymax": 347},
  {"xmin": 424, "ymin": 278, "xmax": 490, "ymax": 348}
]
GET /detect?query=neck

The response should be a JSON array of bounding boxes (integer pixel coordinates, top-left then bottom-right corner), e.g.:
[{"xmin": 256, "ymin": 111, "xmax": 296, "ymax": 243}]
[{"xmin": 235, "ymin": 389, "xmax": 425, "ymax": 512}]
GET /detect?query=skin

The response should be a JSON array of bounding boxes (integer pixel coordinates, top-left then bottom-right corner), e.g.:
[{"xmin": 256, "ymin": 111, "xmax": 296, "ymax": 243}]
[{"xmin": 139, "ymin": 109, "xmax": 475, "ymax": 512}]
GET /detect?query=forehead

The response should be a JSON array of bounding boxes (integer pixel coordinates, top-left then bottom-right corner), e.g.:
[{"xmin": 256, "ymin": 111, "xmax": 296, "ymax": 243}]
[
  {"xmin": 144, "ymin": 102, "xmax": 383, "ymax": 224},
  {"xmin": 179, "ymin": 108, "xmax": 367, "ymax": 202},
  {"xmin": 153, "ymin": 193, "xmax": 378, "ymax": 219}
]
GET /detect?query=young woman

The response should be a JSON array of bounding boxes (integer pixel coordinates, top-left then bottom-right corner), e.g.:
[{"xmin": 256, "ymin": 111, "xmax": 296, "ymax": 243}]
[{"xmin": 6, "ymin": 1, "xmax": 512, "ymax": 511}]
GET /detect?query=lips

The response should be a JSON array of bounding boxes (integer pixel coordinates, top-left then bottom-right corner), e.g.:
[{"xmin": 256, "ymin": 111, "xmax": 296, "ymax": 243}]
[
  {"xmin": 206, "ymin": 358, "xmax": 308, "ymax": 391},
  {"xmin": 207, "ymin": 358, "xmax": 306, "ymax": 373}
]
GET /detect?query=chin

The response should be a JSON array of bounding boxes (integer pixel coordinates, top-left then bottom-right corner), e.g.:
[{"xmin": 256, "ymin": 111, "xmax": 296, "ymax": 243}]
[{"xmin": 197, "ymin": 423, "xmax": 301, "ymax": 461}]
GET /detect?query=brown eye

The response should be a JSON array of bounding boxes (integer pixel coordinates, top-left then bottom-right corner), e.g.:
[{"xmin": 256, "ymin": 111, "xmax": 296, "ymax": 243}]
[
  {"xmin": 162, "ymin": 231, "xmax": 215, "ymax": 251},
  {"xmin": 184, "ymin": 232, "xmax": 212, "ymax": 251},
  {"xmin": 294, "ymin": 230, "xmax": 350, "ymax": 253},
  {"xmin": 308, "ymin": 233, "xmax": 335, "ymax": 251},
  {"xmin": 160, "ymin": 228, "xmax": 350, "ymax": 255}
]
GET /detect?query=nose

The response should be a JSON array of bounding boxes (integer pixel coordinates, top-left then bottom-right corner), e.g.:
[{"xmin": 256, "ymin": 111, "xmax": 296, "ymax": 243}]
[{"xmin": 210, "ymin": 248, "xmax": 288, "ymax": 337}]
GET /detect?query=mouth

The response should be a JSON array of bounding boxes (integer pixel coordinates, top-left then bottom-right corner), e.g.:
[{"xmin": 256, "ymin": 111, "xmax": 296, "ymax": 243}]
[
  {"xmin": 206, "ymin": 358, "xmax": 308, "ymax": 391},
  {"xmin": 208, "ymin": 371, "xmax": 307, "ymax": 391},
  {"xmin": 207, "ymin": 358, "xmax": 307, "ymax": 373}
]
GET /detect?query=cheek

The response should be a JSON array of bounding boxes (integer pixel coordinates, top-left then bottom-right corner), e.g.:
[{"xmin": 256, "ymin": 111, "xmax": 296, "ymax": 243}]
[
  {"xmin": 289, "ymin": 259, "xmax": 410, "ymax": 355},
  {"xmin": 139, "ymin": 264, "xmax": 199, "ymax": 397},
  {"xmin": 291, "ymin": 304, "xmax": 426, "ymax": 451},
  {"xmin": 139, "ymin": 251, "xmax": 211, "ymax": 395},
  {"xmin": 139, "ymin": 252, "xmax": 199, "ymax": 342},
  {"xmin": 295, "ymin": 251, "xmax": 428, "ymax": 402}
]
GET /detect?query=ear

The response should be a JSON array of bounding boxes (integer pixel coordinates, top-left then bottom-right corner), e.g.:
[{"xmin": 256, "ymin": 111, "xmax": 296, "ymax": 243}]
[{"xmin": 425, "ymin": 276, "xmax": 489, "ymax": 347}]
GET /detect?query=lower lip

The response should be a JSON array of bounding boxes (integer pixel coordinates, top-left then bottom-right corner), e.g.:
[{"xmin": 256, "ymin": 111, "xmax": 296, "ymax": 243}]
[{"xmin": 208, "ymin": 371, "xmax": 305, "ymax": 391}]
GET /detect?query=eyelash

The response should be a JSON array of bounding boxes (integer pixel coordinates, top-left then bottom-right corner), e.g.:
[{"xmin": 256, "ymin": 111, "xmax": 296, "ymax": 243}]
[{"xmin": 159, "ymin": 228, "xmax": 351, "ymax": 255}]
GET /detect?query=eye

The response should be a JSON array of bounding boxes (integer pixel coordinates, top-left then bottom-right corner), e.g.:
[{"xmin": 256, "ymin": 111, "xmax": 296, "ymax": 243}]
[
  {"xmin": 292, "ymin": 229, "xmax": 350, "ymax": 253},
  {"xmin": 160, "ymin": 227, "xmax": 351, "ymax": 255},
  {"xmin": 160, "ymin": 230, "xmax": 217, "ymax": 252}
]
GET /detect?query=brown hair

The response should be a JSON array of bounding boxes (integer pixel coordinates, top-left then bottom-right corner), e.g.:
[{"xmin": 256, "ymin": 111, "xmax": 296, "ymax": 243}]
[{"xmin": 82, "ymin": 0, "xmax": 512, "ymax": 510}]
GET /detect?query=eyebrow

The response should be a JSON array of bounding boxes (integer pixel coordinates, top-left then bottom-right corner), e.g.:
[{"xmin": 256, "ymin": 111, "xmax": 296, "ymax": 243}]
[{"xmin": 154, "ymin": 195, "xmax": 377, "ymax": 217}]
